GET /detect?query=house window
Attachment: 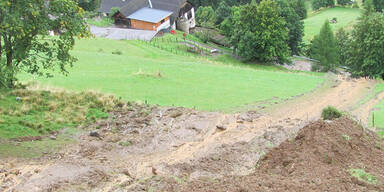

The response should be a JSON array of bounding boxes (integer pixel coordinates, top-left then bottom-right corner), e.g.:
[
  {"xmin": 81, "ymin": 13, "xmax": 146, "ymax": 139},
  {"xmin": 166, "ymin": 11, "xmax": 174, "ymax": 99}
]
[{"xmin": 161, "ymin": 19, "xmax": 165, "ymax": 24}]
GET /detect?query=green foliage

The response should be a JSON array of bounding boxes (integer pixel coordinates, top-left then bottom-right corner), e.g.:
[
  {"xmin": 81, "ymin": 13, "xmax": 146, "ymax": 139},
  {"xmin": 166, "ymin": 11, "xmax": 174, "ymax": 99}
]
[
  {"xmin": 215, "ymin": 1, "xmax": 232, "ymax": 24},
  {"xmin": 349, "ymin": 169, "xmax": 378, "ymax": 185},
  {"xmin": 335, "ymin": 28, "xmax": 350, "ymax": 66},
  {"xmin": 194, "ymin": 30, "xmax": 213, "ymax": 43},
  {"xmin": 195, "ymin": 6, "xmax": 217, "ymax": 28},
  {"xmin": 373, "ymin": 0, "xmax": 384, "ymax": 12},
  {"xmin": 78, "ymin": 0, "xmax": 101, "ymax": 11},
  {"xmin": 310, "ymin": 20, "xmax": 339, "ymax": 72},
  {"xmin": 110, "ymin": 7, "xmax": 120, "ymax": 16},
  {"xmin": 87, "ymin": 17, "xmax": 114, "ymax": 27},
  {"xmin": 231, "ymin": 0, "xmax": 290, "ymax": 63},
  {"xmin": 87, "ymin": 108, "xmax": 109, "ymax": 122},
  {"xmin": 292, "ymin": 0, "xmax": 308, "ymax": 19},
  {"xmin": 312, "ymin": 0, "xmax": 336, "ymax": 10},
  {"xmin": 321, "ymin": 106, "xmax": 342, "ymax": 120},
  {"xmin": 20, "ymin": 38, "xmax": 324, "ymax": 112},
  {"xmin": 277, "ymin": 0, "xmax": 305, "ymax": 55},
  {"xmin": 352, "ymin": 1, "xmax": 360, "ymax": 8},
  {"xmin": 347, "ymin": 12, "xmax": 384, "ymax": 78},
  {"xmin": 0, "ymin": 89, "xmax": 118, "ymax": 138},
  {"xmin": 337, "ymin": 0, "xmax": 352, "ymax": 6},
  {"xmin": 0, "ymin": 0, "xmax": 90, "ymax": 88}
]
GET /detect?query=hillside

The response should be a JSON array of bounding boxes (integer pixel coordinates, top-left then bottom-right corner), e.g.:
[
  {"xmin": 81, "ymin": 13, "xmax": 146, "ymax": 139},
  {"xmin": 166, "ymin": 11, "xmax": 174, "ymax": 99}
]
[
  {"xmin": 19, "ymin": 37, "xmax": 324, "ymax": 111},
  {"xmin": 304, "ymin": 7, "xmax": 362, "ymax": 42}
]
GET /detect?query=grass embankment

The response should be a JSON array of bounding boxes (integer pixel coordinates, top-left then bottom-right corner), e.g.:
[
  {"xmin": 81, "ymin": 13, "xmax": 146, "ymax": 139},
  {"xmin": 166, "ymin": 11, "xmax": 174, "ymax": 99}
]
[
  {"xmin": 20, "ymin": 38, "xmax": 324, "ymax": 111},
  {"xmin": 303, "ymin": 7, "xmax": 362, "ymax": 42},
  {"xmin": 368, "ymin": 83, "xmax": 384, "ymax": 137},
  {"xmin": 0, "ymin": 88, "xmax": 121, "ymax": 157}
]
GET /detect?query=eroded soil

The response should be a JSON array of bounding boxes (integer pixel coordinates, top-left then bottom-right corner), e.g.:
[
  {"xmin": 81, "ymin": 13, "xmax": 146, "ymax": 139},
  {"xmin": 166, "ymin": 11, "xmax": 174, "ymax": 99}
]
[{"xmin": 1, "ymin": 75, "xmax": 382, "ymax": 192}]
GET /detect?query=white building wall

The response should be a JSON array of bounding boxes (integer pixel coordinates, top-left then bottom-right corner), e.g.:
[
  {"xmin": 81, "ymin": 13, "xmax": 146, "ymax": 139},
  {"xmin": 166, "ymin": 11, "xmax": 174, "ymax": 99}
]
[{"xmin": 157, "ymin": 19, "xmax": 171, "ymax": 32}]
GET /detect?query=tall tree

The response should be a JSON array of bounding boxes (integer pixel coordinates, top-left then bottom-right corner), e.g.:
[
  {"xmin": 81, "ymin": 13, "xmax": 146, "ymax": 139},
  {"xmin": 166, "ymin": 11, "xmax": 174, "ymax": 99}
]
[
  {"xmin": 195, "ymin": 6, "xmax": 217, "ymax": 28},
  {"xmin": 231, "ymin": 0, "xmax": 290, "ymax": 63},
  {"xmin": 309, "ymin": 20, "xmax": 339, "ymax": 72},
  {"xmin": 347, "ymin": 12, "xmax": 384, "ymax": 78},
  {"xmin": 312, "ymin": 0, "xmax": 335, "ymax": 10},
  {"xmin": 277, "ymin": 0, "xmax": 304, "ymax": 55},
  {"xmin": 78, "ymin": 0, "xmax": 101, "ymax": 11},
  {"xmin": 373, "ymin": 0, "xmax": 384, "ymax": 12},
  {"xmin": 0, "ymin": 0, "xmax": 90, "ymax": 88},
  {"xmin": 215, "ymin": 1, "xmax": 232, "ymax": 24},
  {"xmin": 335, "ymin": 28, "xmax": 349, "ymax": 66},
  {"xmin": 337, "ymin": 0, "xmax": 352, "ymax": 6},
  {"xmin": 292, "ymin": 0, "xmax": 307, "ymax": 19}
]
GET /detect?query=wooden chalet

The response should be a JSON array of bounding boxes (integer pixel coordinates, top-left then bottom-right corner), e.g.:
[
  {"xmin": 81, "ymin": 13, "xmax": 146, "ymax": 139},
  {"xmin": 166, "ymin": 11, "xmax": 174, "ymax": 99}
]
[{"xmin": 99, "ymin": 0, "xmax": 195, "ymax": 32}]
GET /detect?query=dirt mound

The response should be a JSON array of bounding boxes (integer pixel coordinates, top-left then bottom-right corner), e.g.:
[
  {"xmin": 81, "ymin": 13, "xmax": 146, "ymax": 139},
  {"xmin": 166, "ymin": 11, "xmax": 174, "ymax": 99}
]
[{"xmin": 170, "ymin": 117, "xmax": 384, "ymax": 192}]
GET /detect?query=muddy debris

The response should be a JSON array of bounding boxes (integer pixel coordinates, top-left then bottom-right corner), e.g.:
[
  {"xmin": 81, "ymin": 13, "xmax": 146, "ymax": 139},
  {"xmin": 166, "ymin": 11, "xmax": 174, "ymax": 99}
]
[{"xmin": 163, "ymin": 117, "xmax": 384, "ymax": 192}]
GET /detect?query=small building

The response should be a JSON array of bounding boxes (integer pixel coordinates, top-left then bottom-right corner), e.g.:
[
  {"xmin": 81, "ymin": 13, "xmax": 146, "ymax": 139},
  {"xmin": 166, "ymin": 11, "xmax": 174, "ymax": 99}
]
[
  {"xmin": 128, "ymin": 7, "xmax": 172, "ymax": 31},
  {"xmin": 99, "ymin": 0, "xmax": 195, "ymax": 33}
]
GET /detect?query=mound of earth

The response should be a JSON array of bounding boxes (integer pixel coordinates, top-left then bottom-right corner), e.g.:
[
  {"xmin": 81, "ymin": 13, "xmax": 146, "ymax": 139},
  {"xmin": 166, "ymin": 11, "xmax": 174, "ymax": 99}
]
[{"xmin": 165, "ymin": 117, "xmax": 384, "ymax": 192}]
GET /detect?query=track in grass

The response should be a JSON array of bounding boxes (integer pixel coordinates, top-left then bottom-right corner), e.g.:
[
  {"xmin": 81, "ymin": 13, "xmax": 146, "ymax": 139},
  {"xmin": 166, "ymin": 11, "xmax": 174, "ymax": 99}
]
[{"xmin": 20, "ymin": 38, "xmax": 324, "ymax": 111}]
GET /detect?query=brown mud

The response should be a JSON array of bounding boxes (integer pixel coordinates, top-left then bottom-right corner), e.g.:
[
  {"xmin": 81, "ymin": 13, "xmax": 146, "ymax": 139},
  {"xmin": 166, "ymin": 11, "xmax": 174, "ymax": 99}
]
[{"xmin": 0, "ymin": 75, "xmax": 382, "ymax": 192}]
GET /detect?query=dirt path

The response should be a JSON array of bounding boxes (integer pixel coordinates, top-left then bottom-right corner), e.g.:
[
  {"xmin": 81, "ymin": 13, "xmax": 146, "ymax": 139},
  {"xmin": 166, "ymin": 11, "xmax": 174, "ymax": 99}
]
[{"xmin": 0, "ymin": 75, "xmax": 379, "ymax": 192}]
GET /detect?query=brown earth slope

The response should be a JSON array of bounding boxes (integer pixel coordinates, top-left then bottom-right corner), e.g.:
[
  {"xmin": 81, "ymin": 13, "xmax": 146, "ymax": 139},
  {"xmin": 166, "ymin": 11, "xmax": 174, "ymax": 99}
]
[{"xmin": 171, "ymin": 117, "xmax": 384, "ymax": 192}]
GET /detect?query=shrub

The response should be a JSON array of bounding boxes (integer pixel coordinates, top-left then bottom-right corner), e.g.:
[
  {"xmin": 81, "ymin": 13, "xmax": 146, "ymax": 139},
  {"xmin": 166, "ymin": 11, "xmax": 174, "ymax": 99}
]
[{"xmin": 321, "ymin": 106, "xmax": 342, "ymax": 120}]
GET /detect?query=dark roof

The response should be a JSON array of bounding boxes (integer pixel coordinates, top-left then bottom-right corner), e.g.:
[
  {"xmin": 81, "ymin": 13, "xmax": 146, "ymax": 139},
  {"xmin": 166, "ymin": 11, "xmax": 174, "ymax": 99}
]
[
  {"xmin": 151, "ymin": 0, "xmax": 190, "ymax": 24},
  {"xmin": 127, "ymin": 7, "xmax": 172, "ymax": 23},
  {"xmin": 99, "ymin": 0, "xmax": 192, "ymax": 24},
  {"xmin": 99, "ymin": 0, "xmax": 132, "ymax": 13},
  {"xmin": 119, "ymin": 0, "xmax": 149, "ymax": 17}
]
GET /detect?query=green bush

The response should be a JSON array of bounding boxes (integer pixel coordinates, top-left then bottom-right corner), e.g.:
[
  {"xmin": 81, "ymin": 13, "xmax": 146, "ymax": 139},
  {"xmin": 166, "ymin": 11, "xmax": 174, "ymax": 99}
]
[{"xmin": 321, "ymin": 106, "xmax": 342, "ymax": 120}]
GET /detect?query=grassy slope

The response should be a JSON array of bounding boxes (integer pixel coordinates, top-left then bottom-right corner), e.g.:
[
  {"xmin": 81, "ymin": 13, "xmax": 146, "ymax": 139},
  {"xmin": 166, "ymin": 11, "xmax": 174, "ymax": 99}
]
[
  {"xmin": 303, "ymin": 7, "xmax": 362, "ymax": 42},
  {"xmin": 368, "ymin": 83, "xmax": 384, "ymax": 136},
  {"xmin": 20, "ymin": 38, "xmax": 324, "ymax": 111},
  {"xmin": 0, "ymin": 89, "xmax": 115, "ymax": 138}
]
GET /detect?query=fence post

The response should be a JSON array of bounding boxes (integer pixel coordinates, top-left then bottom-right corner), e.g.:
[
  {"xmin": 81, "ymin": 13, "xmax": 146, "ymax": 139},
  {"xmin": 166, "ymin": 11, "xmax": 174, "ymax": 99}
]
[{"xmin": 373, "ymin": 112, "xmax": 375, "ymax": 128}]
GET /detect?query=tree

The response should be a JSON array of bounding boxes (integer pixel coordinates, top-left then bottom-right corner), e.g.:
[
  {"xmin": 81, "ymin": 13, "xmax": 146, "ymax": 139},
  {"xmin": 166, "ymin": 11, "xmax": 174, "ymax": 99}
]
[
  {"xmin": 347, "ymin": 12, "xmax": 384, "ymax": 78},
  {"xmin": 309, "ymin": 20, "xmax": 339, "ymax": 72},
  {"xmin": 312, "ymin": 0, "xmax": 335, "ymax": 10},
  {"xmin": 231, "ymin": 0, "xmax": 290, "ymax": 63},
  {"xmin": 215, "ymin": 1, "xmax": 232, "ymax": 24},
  {"xmin": 0, "ymin": 0, "xmax": 90, "ymax": 88},
  {"xmin": 195, "ymin": 6, "xmax": 217, "ymax": 28},
  {"xmin": 292, "ymin": 0, "xmax": 307, "ymax": 19},
  {"xmin": 335, "ymin": 28, "xmax": 349, "ymax": 66},
  {"xmin": 277, "ymin": 0, "xmax": 304, "ymax": 55},
  {"xmin": 337, "ymin": 0, "xmax": 352, "ymax": 6},
  {"xmin": 78, "ymin": 0, "xmax": 101, "ymax": 12},
  {"xmin": 373, "ymin": 0, "xmax": 384, "ymax": 12}
]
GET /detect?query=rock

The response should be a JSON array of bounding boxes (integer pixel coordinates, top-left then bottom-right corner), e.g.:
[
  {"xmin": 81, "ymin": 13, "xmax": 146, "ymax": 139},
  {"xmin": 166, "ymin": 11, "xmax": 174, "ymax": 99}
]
[
  {"xmin": 49, "ymin": 135, "xmax": 57, "ymax": 140},
  {"xmin": 90, "ymin": 130, "xmax": 100, "ymax": 137},
  {"xmin": 122, "ymin": 169, "xmax": 131, "ymax": 177},
  {"xmin": 216, "ymin": 125, "xmax": 227, "ymax": 131}
]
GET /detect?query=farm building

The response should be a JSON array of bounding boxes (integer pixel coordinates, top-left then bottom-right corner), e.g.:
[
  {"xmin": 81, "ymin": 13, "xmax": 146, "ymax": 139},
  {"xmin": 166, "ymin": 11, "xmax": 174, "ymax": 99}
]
[{"xmin": 99, "ymin": 0, "xmax": 195, "ymax": 32}]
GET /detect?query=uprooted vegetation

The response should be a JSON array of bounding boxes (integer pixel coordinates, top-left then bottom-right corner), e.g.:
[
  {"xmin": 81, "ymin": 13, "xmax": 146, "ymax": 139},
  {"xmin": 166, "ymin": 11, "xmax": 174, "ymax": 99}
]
[{"xmin": 0, "ymin": 88, "xmax": 124, "ymax": 139}]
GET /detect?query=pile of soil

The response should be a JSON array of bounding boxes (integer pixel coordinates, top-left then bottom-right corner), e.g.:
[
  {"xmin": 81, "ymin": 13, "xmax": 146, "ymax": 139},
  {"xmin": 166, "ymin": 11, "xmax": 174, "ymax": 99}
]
[{"xmin": 165, "ymin": 117, "xmax": 384, "ymax": 192}]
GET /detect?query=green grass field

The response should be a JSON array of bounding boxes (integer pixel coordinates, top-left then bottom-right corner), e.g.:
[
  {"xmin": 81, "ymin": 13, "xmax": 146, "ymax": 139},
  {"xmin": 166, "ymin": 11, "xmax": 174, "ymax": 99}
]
[
  {"xmin": 303, "ymin": 7, "xmax": 362, "ymax": 42},
  {"xmin": 19, "ymin": 38, "xmax": 324, "ymax": 111}
]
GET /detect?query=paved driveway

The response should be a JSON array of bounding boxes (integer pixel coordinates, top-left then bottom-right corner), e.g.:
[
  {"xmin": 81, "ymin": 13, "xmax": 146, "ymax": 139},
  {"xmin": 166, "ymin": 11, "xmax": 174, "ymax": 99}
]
[{"xmin": 90, "ymin": 26, "xmax": 157, "ymax": 41}]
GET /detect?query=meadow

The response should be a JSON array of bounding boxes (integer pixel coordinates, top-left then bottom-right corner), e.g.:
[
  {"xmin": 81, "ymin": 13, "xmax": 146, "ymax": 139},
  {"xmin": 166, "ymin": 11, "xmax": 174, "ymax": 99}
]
[
  {"xmin": 19, "ymin": 37, "xmax": 324, "ymax": 112},
  {"xmin": 303, "ymin": 7, "xmax": 362, "ymax": 42}
]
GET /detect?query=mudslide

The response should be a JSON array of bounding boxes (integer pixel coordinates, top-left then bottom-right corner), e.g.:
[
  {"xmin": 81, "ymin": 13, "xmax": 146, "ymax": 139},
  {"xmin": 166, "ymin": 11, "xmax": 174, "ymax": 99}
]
[{"xmin": 0, "ymin": 75, "xmax": 380, "ymax": 192}]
